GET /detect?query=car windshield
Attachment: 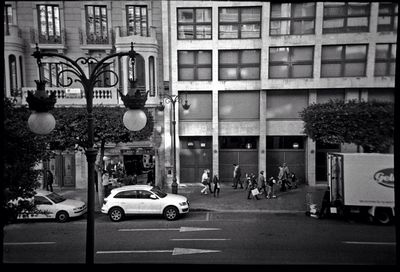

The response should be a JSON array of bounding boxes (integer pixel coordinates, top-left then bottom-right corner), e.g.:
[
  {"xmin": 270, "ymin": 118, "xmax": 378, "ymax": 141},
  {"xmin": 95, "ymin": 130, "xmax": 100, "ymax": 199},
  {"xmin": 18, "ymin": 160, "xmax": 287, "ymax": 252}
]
[
  {"xmin": 46, "ymin": 192, "xmax": 66, "ymax": 204},
  {"xmin": 150, "ymin": 187, "xmax": 167, "ymax": 198}
]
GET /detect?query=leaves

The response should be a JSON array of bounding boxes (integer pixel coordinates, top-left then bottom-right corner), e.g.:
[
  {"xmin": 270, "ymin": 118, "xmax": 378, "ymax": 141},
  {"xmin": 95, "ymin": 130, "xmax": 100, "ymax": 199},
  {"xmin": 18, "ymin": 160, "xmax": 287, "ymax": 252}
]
[{"xmin": 299, "ymin": 99, "xmax": 394, "ymax": 153}]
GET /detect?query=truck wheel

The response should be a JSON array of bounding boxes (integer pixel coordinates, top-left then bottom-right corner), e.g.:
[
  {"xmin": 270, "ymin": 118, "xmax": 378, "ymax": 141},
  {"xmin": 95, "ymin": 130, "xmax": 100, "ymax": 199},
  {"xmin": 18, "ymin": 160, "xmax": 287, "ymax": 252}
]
[{"xmin": 374, "ymin": 208, "xmax": 392, "ymax": 225}]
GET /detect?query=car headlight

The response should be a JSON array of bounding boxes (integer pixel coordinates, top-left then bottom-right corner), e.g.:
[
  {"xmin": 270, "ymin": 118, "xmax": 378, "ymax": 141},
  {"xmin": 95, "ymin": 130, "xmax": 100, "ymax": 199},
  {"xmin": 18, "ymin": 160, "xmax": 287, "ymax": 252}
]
[{"xmin": 179, "ymin": 201, "xmax": 187, "ymax": 206}]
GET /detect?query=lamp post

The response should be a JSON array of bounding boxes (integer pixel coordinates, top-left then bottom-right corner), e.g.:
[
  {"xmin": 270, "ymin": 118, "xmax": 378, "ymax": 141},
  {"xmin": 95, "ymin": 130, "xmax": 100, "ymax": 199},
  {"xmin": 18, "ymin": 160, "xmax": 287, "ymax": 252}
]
[
  {"xmin": 26, "ymin": 42, "xmax": 147, "ymax": 264},
  {"xmin": 157, "ymin": 93, "xmax": 190, "ymax": 194}
]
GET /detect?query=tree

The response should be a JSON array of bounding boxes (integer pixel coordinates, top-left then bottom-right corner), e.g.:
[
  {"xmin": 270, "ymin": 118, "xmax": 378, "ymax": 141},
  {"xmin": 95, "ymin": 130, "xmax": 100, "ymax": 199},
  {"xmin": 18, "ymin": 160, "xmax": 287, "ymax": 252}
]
[
  {"xmin": 299, "ymin": 99, "xmax": 394, "ymax": 153},
  {"xmin": 2, "ymin": 98, "xmax": 52, "ymax": 224}
]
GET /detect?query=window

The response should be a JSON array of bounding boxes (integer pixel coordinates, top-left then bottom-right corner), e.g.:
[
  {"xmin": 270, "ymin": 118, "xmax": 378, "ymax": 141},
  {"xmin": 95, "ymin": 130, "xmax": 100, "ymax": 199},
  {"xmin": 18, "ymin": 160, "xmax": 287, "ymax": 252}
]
[
  {"xmin": 270, "ymin": 3, "xmax": 315, "ymax": 35},
  {"xmin": 219, "ymin": 91, "xmax": 260, "ymax": 120},
  {"xmin": 138, "ymin": 190, "xmax": 153, "ymax": 199},
  {"xmin": 323, "ymin": 2, "xmax": 370, "ymax": 33},
  {"xmin": 321, "ymin": 44, "xmax": 367, "ymax": 77},
  {"xmin": 219, "ymin": 7, "xmax": 261, "ymax": 39},
  {"xmin": 269, "ymin": 46, "xmax": 314, "ymax": 78},
  {"xmin": 126, "ymin": 5, "xmax": 148, "ymax": 36},
  {"xmin": 89, "ymin": 62, "xmax": 112, "ymax": 87},
  {"xmin": 42, "ymin": 63, "xmax": 64, "ymax": 87},
  {"xmin": 267, "ymin": 136, "xmax": 305, "ymax": 149},
  {"xmin": 178, "ymin": 51, "xmax": 212, "ymax": 81},
  {"xmin": 266, "ymin": 90, "xmax": 308, "ymax": 119},
  {"xmin": 177, "ymin": 8, "xmax": 212, "ymax": 40},
  {"xmin": 37, "ymin": 5, "xmax": 61, "ymax": 43},
  {"xmin": 114, "ymin": 190, "xmax": 138, "ymax": 199},
  {"xmin": 4, "ymin": 5, "xmax": 12, "ymax": 35},
  {"xmin": 9, "ymin": 55, "xmax": 17, "ymax": 92},
  {"xmin": 85, "ymin": 5, "xmax": 108, "ymax": 44},
  {"xmin": 179, "ymin": 92, "xmax": 212, "ymax": 121},
  {"xmin": 34, "ymin": 196, "xmax": 52, "ymax": 205},
  {"xmin": 375, "ymin": 44, "xmax": 396, "ymax": 76},
  {"xmin": 378, "ymin": 2, "xmax": 398, "ymax": 32},
  {"xmin": 219, "ymin": 50, "xmax": 260, "ymax": 80}
]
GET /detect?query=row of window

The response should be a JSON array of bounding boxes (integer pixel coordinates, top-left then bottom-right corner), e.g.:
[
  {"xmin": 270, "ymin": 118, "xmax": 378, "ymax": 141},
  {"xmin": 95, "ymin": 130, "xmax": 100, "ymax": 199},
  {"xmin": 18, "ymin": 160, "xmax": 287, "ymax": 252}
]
[
  {"xmin": 178, "ymin": 43, "xmax": 396, "ymax": 80},
  {"xmin": 177, "ymin": 2, "xmax": 398, "ymax": 40}
]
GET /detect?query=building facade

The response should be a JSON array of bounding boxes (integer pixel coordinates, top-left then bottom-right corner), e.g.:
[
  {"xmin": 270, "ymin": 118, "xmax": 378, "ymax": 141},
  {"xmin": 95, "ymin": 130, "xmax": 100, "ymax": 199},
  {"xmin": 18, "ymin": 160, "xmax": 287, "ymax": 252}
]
[{"xmin": 4, "ymin": 1, "xmax": 397, "ymax": 189}]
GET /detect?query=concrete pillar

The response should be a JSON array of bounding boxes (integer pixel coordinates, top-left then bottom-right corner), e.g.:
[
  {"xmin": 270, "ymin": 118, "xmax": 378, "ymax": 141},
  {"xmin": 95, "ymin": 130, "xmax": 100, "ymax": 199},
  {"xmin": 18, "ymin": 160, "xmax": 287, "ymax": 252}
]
[
  {"xmin": 307, "ymin": 90, "xmax": 317, "ymax": 186},
  {"xmin": 212, "ymin": 89, "xmax": 219, "ymax": 175},
  {"xmin": 259, "ymin": 90, "xmax": 267, "ymax": 173}
]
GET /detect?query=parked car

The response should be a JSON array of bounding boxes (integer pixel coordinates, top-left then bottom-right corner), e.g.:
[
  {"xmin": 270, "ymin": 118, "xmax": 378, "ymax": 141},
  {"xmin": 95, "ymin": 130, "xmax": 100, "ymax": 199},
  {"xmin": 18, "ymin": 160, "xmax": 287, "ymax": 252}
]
[
  {"xmin": 101, "ymin": 185, "xmax": 189, "ymax": 221},
  {"xmin": 16, "ymin": 189, "xmax": 87, "ymax": 223}
]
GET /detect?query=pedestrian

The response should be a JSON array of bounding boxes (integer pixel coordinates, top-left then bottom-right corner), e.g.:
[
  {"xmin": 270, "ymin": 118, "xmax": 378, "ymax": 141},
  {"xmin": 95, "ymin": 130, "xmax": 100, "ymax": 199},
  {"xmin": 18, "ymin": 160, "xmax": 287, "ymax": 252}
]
[
  {"xmin": 266, "ymin": 176, "xmax": 277, "ymax": 199},
  {"xmin": 245, "ymin": 173, "xmax": 251, "ymax": 190},
  {"xmin": 258, "ymin": 170, "xmax": 266, "ymax": 197},
  {"xmin": 288, "ymin": 172, "xmax": 298, "ymax": 189},
  {"xmin": 102, "ymin": 171, "xmax": 110, "ymax": 197},
  {"xmin": 200, "ymin": 169, "xmax": 209, "ymax": 195},
  {"xmin": 247, "ymin": 173, "xmax": 260, "ymax": 200},
  {"xmin": 212, "ymin": 173, "xmax": 221, "ymax": 197},
  {"xmin": 207, "ymin": 169, "xmax": 213, "ymax": 194},
  {"xmin": 232, "ymin": 164, "xmax": 243, "ymax": 189},
  {"xmin": 46, "ymin": 170, "xmax": 54, "ymax": 192},
  {"xmin": 278, "ymin": 163, "xmax": 290, "ymax": 192}
]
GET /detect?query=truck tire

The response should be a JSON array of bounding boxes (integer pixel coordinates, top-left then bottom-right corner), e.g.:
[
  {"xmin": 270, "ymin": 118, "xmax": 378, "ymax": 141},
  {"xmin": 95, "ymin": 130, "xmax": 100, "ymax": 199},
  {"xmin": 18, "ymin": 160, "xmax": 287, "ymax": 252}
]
[{"xmin": 374, "ymin": 208, "xmax": 392, "ymax": 225}]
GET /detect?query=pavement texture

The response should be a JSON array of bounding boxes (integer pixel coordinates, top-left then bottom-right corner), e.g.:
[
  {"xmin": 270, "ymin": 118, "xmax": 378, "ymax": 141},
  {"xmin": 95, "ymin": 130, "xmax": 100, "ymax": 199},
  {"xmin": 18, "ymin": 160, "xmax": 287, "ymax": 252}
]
[{"xmin": 54, "ymin": 183, "xmax": 329, "ymax": 214}]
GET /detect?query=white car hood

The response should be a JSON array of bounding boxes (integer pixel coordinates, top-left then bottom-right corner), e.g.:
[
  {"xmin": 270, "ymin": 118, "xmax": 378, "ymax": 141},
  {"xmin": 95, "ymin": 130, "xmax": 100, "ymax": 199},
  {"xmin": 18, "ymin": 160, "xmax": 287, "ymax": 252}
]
[
  {"xmin": 163, "ymin": 194, "xmax": 187, "ymax": 202},
  {"xmin": 56, "ymin": 199, "xmax": 86, "ymax": 208}
]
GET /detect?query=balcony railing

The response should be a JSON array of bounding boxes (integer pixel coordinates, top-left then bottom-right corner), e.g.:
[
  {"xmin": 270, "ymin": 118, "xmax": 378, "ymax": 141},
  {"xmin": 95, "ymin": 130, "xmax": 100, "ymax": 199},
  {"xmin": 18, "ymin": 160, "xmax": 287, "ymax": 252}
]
[
  {"xmin": 79, "ymin": 28, "xmax": 114, "ymax": 45},
  {"xmin": 116, "ymin": 26, "xmax": 156, "ymax": 38},
  {"xmin": 21, "ymin": 87, "xmax": 121, "ymax": 106},
  {"xmin": 30, "ymin": 28, "xmax": 66, "ymax": 45}
]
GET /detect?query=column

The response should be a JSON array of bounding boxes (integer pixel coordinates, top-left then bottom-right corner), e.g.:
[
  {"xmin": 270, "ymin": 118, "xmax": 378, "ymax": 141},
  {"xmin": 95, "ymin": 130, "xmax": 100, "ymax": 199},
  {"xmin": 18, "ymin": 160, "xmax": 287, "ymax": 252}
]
[{"xmin": 307, "ymin": 90, "xmax": 317, "ymax": 186}]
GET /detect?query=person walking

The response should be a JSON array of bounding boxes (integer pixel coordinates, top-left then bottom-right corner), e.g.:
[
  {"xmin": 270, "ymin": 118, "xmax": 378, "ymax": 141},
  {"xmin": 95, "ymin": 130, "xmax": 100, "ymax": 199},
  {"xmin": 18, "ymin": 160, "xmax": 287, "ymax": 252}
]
[
  {"xmin": 212, "ymin": 173, "xmax": 221, "ymax": 197},
  {"xmin": 278, "ymin": 163, "xmax": 290, "ymax": 192},
  {"xmin": 46, "ymin": 170, "xmax": 54, "ymax": 192},
  {"xmin": 232, "ymin": 164, "xmax": 243, "ymax": 189},
  {"xmin": 200, "ymin": 169, "xmax": 209, "ymax": 195},
  {"xmin": 102, "ymin": 171, "xmax": 111, "ymax": 197},
  {"xmin": 266, "ymin": 176, "xmax": 277, "ymax": 199},
  {"xmin": 207, "ymin": 169, "xmax": 213, "ymax": 194},
  {"xmin": 247, "ymin": 173, "xmax": 260, "ymax": 200},
  {"xmin": 258, "ymin": 170, "xmax": 266, "ymax": 197}
]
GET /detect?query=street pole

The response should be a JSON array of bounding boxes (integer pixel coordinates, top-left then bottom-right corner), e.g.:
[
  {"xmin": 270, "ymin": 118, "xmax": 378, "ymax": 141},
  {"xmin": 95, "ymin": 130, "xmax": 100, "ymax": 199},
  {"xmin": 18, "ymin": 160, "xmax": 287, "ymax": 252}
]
[{"xmin": 171, "ymin": 100, "xmax": 177, "ymax": 194}]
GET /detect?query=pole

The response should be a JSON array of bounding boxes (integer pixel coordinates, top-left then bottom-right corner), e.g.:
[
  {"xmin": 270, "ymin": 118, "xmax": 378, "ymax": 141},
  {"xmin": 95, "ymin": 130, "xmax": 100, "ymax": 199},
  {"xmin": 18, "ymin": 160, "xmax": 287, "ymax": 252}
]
[{"xmin": 171, "ymin": 100, "xmax": 178, "ymax": 194}]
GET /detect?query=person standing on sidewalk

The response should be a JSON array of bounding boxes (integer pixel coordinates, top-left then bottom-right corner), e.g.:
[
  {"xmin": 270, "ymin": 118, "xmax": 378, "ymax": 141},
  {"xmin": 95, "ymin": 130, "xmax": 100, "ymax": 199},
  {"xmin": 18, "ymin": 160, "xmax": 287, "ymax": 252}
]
[
  {"xmin": 46, "ymin": 170, "xmax": 54, "ymax": 192},
  {"xmin": 232, "ymin": 164, "xmax": 243, "ymax": 189},
  {"xmin": 207, "ymin": 169, "xmax": 213, "ymax": 194},
  {"xmin": 212, "ymin": 173, "xmax": 221, "ymax": 197},
  {"xmin": 247, "ymin": 173, "xmax": 260, "ymax": 200},
  {"xmin": 200, "ymin": 169, "xmax": 209, "ymax": 195},
  {"xmin": 258, "ymin": 170, "xmax": 266, "ymax": 197},
  {"xmin": 102, "ymin": 171, "xmax": 111, "ymax": 197}
]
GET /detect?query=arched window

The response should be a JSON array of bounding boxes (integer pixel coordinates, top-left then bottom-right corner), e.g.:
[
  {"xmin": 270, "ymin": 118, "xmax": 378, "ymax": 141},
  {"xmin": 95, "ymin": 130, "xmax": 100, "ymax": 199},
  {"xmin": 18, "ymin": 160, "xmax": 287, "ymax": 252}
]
[
  {"xmin": 128, "ymin": 54, "xmax": 145, "ymax": 87},
  {"xmin": 149, "ymin": 56, "xmax": 155, "ymax": 97},
  {"xmin": 19, "ymin": 56, "xmax": 24, "ymax": 88},
  {"xmin": 9, "ymin": 55, "xmax": 17, "ymax": 94}
]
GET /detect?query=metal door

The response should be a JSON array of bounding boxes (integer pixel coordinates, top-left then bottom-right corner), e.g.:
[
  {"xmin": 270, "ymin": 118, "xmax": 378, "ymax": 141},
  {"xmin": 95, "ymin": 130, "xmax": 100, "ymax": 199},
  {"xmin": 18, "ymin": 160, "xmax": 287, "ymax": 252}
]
[
  {"xmin": 266, "ymin": 150, "xmax": 305, "ymax": 183},
  {"xmin": 219, "ymin": 150, "xmax": 258, "ymax": 183},
  {"xmin": 55, "ymin": 153, "xmax": 75, "ymax": 187}
]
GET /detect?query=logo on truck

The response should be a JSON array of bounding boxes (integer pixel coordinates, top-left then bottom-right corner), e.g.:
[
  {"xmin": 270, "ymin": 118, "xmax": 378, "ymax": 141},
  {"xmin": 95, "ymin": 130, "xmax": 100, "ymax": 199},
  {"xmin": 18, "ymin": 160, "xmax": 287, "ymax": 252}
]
[{"xmin": 374, "ymin": 168, "xmax": 394, "ymax": 188}]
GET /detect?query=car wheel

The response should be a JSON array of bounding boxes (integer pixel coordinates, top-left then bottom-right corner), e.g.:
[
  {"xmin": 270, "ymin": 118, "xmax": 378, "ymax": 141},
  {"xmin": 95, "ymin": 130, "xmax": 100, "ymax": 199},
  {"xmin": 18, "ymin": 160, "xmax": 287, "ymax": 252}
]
[
  {"xmin": 56, "ymin": 211, "xmax": 69, "ymax": 223},
  {"xmin": 109, "ymin": 207, "xmax": 124, "ymax": 222},
  {"xmin": 163, "ymin": 206, "xmax": 179, "ymax": 221},
  {"xmin": 374, "ymin": 208, "xmax": 392, "ymax": 225}
]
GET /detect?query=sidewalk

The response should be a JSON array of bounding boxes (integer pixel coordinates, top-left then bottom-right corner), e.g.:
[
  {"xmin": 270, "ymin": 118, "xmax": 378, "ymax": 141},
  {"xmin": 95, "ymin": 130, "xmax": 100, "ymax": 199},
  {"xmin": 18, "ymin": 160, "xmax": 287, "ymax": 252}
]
[{"xmin": 54, "ymin": 183, "xmax": 329, "ymax": 214}]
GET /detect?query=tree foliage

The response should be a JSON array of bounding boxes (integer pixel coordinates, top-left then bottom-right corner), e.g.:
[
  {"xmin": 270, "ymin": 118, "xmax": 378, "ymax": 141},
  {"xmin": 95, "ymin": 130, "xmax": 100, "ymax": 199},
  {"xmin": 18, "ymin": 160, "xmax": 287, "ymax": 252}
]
[{"xmin": 299, "ymin": 99, "xmax": 394, "ymax": 153}]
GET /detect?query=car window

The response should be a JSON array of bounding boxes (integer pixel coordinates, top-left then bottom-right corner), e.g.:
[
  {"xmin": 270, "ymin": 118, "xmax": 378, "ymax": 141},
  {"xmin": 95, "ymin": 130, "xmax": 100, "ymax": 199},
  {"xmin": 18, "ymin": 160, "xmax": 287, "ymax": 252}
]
[
  {"xmin": 151, "ymin": 187, "xmax": 167, "ymax": 198},
  {"xmin": 46, "ymin": 192, "xmax": 66, "ymax": 203},
  {"xmin": 34, "ymin": 196, "xmax": 52, "ymax": 205},
  {"xmin": 114, "ymin": 190, "xmax": 138, "ymax": 199},
  {"xmin": 138, "ymin": 190, "xmax": 153, "ymax": 199}
]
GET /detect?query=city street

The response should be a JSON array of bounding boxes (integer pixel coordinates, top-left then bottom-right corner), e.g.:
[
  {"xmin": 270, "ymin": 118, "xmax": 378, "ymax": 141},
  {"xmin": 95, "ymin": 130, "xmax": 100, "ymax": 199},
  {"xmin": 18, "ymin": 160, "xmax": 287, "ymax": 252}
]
[{"xmin": 3, "ymin": 211, "xmax": 396, "ymax": 264}]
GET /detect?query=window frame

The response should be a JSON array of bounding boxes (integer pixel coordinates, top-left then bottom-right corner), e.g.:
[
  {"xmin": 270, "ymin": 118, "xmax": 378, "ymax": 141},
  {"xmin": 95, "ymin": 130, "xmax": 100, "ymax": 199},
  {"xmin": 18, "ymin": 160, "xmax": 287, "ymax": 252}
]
[
  {"xmin": 126, "ymin": 5, "xmax": 148, "ymax": 37},
  {"xmin": 322, "ymin": 2, "xmax": 370, "ymax": 34},
  {"xmin": 85, "ymin": 5, "xmax": 109, "ymax": 44},
  {"xmin": 269, "ymin": 3, "xmax": 316, "ymax": 36},
  {"xmin": 218, "ymin": 6, "xmax": 262, "ymax": 39},
  {"xmin": 178, "ymin": 50, "xmax": 212, "ymax": 81},
  {"xmin": 41, "ymin": 62, "xmax": 65, "ymax": 87},
  {"xmin": 218, "ymin": 49, "xmax": 261, "ymax": 80},
  {"xmin": 320, "ymin": 44, "xmax": 368, "ymax": 78},
  {"xmin": 37, "ymin": 4, "xmax": 61, "ymax": 43},
  {"xmin": 377, "ymin": 2, "xmax": 398, "ymax": 32},
  {"xmin": 374, "ymin": 43, "xmax": 396, "ymax": 76},
  {"xmin": 4, "ymin": 5, "xmax": 12, "ymax": 35},
  {"xmin": 177, "ymin": 7, "xmax": 212, "ymax": 40},
  {"xmin": 268, "ymin": 46, "xmax": 314, "ymax": 79}
]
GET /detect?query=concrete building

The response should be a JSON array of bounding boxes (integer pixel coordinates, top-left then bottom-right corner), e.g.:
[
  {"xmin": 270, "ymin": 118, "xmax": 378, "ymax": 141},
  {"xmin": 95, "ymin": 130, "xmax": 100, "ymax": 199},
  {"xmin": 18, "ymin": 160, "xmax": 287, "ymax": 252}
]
[{"xmin": 3, "ymin": 1, "xmax": 396, "ymax": 189}]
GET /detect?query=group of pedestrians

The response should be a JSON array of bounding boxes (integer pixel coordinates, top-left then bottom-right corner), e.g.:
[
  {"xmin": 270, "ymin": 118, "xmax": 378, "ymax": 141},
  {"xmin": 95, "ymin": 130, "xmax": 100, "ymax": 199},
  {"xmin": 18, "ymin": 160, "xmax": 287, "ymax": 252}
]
[{"xmin": 200, "ymin": 169, "xmax": 221, "ymax": 197}]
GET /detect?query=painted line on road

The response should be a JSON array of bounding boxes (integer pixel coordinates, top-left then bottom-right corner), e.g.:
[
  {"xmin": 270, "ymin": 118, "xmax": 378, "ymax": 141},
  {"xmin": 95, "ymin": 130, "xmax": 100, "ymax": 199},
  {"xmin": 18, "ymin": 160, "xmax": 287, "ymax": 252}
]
[
  {"xmin": 4, "ymin": 242, "xmax": 56, "ymax": 245},
  {"xmin": 170, "ymin": 238, "xmax": 230, "ymax": 241},
  {"xmin": 97, "ymin": 248, "xmax": 221, "ymax": 255},
  {"xmin": 343, "ymin": 241, "xmax": 396, "ymax": 246}
]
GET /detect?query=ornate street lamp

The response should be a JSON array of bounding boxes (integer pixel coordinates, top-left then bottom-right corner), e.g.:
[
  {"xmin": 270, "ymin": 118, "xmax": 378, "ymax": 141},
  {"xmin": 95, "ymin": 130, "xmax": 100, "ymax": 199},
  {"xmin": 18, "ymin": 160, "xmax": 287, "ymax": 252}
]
[
  {"xmin": 157, "ymin": 93, "xmax": 190, "ymax": 194},
  {"xmin": 26, "ymin": 42, "xmax": 147, "ymax": 264}
]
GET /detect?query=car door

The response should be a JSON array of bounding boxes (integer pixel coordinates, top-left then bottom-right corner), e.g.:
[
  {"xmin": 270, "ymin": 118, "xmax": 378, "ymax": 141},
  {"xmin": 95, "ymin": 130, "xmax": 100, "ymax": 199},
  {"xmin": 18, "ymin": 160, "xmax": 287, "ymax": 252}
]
[
  {"xmin": 113, "ymin": 190, "xmax": 140, "ymax": 214},
  {"xmin": 33, "ymin": 195, "xmax": 57, "ymax": 219},
  {"xmin": 138, "ymin": 190, "xmax": 161, "ymax": 214}
]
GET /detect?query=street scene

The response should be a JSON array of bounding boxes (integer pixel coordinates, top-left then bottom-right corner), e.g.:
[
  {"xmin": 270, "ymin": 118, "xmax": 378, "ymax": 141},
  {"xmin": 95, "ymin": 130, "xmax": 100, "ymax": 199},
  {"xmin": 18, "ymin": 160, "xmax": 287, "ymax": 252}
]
[{"xmin": 3, "ymin": 0, "xmax": 396, "ymax": 265}]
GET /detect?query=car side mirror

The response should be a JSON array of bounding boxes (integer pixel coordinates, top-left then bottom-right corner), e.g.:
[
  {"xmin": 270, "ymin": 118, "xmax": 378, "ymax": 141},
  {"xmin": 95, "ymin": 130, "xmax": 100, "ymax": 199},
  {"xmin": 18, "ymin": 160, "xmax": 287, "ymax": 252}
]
[{"xmin": 150, "ymin": 194, "xmax": 157, "ymax": 200}]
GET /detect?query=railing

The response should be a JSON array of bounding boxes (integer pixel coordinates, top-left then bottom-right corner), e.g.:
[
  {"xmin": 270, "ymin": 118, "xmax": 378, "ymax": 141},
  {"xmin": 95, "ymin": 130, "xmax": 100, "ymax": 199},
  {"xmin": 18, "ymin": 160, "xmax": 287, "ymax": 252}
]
[
  {"xmin": 30, "ymin": 28, "xmax": 66, "ymax": 45},
  {"xmin": 79, "ymin": 28, "xmax": 114, "ymax": 45},
  {"xmin": 116, "ymin": 26, "xmax": 156, "ymax": 38},
  {"xmin": 21, "ymin": 87, "xmax": 120, "ymax": 106}
]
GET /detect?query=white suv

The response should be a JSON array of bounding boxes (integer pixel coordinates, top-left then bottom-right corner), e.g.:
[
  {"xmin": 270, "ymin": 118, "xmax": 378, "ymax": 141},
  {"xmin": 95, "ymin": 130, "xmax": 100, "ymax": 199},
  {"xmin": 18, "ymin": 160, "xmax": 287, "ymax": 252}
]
[{"xmin": 101, "ymin": 185, "xmax": 189, "ymax": 221}]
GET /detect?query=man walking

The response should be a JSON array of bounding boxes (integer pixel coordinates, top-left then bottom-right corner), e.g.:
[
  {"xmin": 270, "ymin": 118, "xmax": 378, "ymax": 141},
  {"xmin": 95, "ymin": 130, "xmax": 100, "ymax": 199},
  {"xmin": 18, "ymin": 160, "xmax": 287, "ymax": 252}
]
[
  {"xmin": 258, "ymin": 170, "xmax": 266, "ymax": 197},
  {"xmin": 232, "ymin": 164, "xmax": 243, "ymax": 189}
]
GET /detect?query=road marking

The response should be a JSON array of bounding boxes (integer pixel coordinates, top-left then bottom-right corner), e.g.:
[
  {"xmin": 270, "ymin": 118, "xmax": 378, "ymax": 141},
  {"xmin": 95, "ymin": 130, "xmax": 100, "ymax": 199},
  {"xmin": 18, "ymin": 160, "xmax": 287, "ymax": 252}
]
[
  {"xmin": 343, "ymin": 241, "xmax": 396, "ymax": 246},
  {"xmin": 118, "ymin": 227, "xmax": 221, "ymax": 232},
  {"xmin": 4, "ymin": 242, "xmax": 56, "ymax": 245},
  {"xmin": 97, "ymin": 248, "xmax": 221, "ymax": 256},
  {"xmin": 170, "ymin": 238, "xmax": 230, "ymax": 241}
]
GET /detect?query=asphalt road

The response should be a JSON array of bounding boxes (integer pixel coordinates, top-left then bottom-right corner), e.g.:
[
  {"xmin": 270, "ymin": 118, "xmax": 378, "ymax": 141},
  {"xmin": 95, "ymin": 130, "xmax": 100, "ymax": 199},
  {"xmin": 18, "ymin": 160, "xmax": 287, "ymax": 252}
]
[{"xmin": 3, "ymin": 211, "xmax": 396, "ymax": 265}]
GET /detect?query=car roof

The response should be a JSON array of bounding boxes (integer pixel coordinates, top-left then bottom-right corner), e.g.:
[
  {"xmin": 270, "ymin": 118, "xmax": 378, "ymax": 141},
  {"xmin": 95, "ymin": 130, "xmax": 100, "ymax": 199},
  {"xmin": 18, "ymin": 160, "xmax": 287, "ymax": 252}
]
[
  {"xmin": 111, "ymin": 185, "xmax": 153, "ymax": 193},
  {"xmin": 35, "ymin": 189, "xmax": 54, "ymax": 196}
]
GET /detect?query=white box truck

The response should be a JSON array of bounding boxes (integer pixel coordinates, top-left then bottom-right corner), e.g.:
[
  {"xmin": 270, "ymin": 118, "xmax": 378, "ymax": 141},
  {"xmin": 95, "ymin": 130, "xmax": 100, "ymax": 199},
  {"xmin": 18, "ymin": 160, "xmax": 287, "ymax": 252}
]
[{"xmin": 327, "ymin": 152, "xmax": 395, "ymax": 224}]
